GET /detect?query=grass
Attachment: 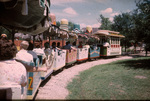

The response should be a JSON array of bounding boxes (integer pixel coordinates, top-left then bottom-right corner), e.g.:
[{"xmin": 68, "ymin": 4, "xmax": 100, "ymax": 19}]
[{"xmin": 66, "ymin": 57, "xmax": 150, "ymax": 100}]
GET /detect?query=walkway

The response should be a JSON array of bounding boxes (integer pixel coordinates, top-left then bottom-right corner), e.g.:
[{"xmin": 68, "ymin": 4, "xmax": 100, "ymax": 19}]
[{"xmin": 35, "ymin": 56, "xmax": 135, "ymax": 100}]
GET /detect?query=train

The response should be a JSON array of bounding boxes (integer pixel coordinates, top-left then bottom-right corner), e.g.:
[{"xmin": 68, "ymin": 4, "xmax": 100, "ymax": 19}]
[
  {"xmin": 0, "ymin": 0, "xmax": 125, "ymax": 100},
  {"xmin": 0, "ymin": 29, "xmax": 124, "ymax": 100}
]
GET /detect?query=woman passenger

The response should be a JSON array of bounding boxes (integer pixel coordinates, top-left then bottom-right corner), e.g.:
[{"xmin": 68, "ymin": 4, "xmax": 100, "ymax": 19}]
[{"xmin": 0, "ymin": 39, "xmax": 27, "ymax": 87}]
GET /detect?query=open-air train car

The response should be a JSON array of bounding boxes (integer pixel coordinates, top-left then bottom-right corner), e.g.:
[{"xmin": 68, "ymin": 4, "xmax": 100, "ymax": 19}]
[{"xmin": 93, "ymin": 30, "xmax": 125, "ymax": 56}]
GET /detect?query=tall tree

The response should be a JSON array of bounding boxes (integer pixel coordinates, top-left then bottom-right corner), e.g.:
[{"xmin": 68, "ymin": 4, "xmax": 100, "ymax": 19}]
[
  {"xmin": 112, "ymin": 12, "xmax": 133, "ymax": 52},
  {"xmin": 136, "ymin": 0, "xmax": 150, "ymax": 55},
  {"xmin": 98, "ymin": 14, "xmax": 112, "ymax": 30}
]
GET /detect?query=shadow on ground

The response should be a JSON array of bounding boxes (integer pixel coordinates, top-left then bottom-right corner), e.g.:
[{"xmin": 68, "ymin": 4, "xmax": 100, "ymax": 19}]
[{"xmin": 116, "ymin": 56, "xmax": 150, "ymax": 70}]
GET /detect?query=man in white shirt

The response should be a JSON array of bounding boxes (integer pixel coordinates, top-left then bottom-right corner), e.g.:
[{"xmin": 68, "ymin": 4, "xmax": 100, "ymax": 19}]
[{"xmin": 16, "ymin": 41, "xmax": 33, "ymax": 63}]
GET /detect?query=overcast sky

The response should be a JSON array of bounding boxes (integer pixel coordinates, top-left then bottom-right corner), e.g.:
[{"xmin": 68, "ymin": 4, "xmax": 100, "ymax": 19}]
[{"xmin": 50, "ymin": 0, "xmax": 139, "ymax": 28}]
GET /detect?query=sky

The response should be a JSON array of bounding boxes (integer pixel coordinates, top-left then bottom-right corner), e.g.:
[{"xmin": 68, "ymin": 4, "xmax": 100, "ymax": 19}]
[{"xmin": 50, "ymin": 0, "xmax": 139, "ymax": 29}]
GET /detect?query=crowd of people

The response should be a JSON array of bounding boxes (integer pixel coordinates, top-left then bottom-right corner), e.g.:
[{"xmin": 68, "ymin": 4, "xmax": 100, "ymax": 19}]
[{"xmin": 0, "ymin": 34, "xmax": 91, "ymax": 92}]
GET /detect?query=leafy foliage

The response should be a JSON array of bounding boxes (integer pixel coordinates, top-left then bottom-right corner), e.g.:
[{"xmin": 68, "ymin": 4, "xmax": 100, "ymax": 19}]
[{"xmin": 98, "ymin": 14, "xmax": 112, "ymax": 30}]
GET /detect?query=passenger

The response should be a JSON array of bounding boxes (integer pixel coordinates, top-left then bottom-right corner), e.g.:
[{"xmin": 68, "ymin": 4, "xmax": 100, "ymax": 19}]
[
  {"xmin": 44, "ymin": 42, "xmax": 51, "ymax": 58},
  {"xmin": 83, "ymin": 42, "xmax": 90, "ymax": 48},
  {"xmin": 52, "ymin": 42, "xmax": 56, "ymax": 49},
  {"xmin": 27, "ymin": 42, "xmax": 38, "ymax": 59},
  {"xmin": 0, "ymin": 34, "xmax": 8, "ymax": 40},
  {"xmin": 72, "ymin": 41, "xmax": 77, "ymax": 48},
  {"xmin": 78, "ymin": 41, "xmax": 83, "ymax": 48},
  {"xmin": 15, "ymin": 41, "xmax": 47, "ymax": 72},
  {"xmin": 44, "ymin": 42, "xmax": 54, "ymax": 68},
  {"xmin": 16, "ymin": 41, "xmax": 33, "ymax": 63},
  {"xmin": 62, "ymin": 41, "xmax": 77, "ymax": 51},
  {"xmin": 0, "ymin": 39, "xmax": 27, "ymax": 87},
  {"xmin": 62, "ymin": 41, "xmax": 71, "ymax": 49},
  {"xmin": 33, "ymin": 42, "xmax": 45, "ymax": 55},
  {"xmin": 57, "ymin": 42, "xmax": 61, "ymax": 48}
]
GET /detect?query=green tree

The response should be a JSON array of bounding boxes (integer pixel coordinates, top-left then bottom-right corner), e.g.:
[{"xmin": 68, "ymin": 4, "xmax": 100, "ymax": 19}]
[
  {"xmin": 68, "ymin": 21, "xmax": 74, "ymax": 31},
  {"xmin": 98, "ymin": 14, "xmax": 112, "ymax": 30},
  {"xmin": 112, "ymin": 12, "xmax": 133, "ymax": 52},
  {"xmin": 56, "ymin": 21, "xmax": 60, "ymax": 27},
  {"xmin": 136, "ymin": 0, "xmax": 150, "ymax": 55}
]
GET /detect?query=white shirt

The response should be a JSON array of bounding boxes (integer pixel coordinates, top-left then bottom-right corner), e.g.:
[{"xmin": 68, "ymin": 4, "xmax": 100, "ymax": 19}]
[
  {"xmin": 0, "ymin": 59, "xmax": 27, "ymax": 86},
  {"xmin": 33, "ymin": 48, "xmax": 45, "ymax": 55},
  {"xmin": 16, "ymin": 49, "xmax": 33, "ymax": 62},
  {"xmin": 44, "ymin": 48, "xmax": 51, "ymax": 56},
  {"xmin": 28, "ymin": 50, "xmax": 38, "ymax": 59}
]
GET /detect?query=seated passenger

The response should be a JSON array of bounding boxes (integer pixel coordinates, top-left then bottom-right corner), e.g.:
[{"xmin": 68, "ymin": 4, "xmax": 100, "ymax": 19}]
[
  {"xmin": 33, "ymin": 42, "xmax": 45, "ymax": 55},
  {"xmin": 44, "ymin": 42, "xmax": 54, "ymax": 68},
  {"xmin": 27, "ymin": 42, "xmax": 38, "ymax": 59},
  {"xmin": 0, "ymin": 39, "xmax": 27, "ymax": 87},
  {"xmin": 0, "ymin": 34, "xmax": 8, "ymax": 40},
  {"xmin": 44, "ymin": 42, "xmax": 51, "ymax": 57},
  {"xmin": 83, "ymin": 42, "xmax": 90, "ymax": 48},
  {"xmin": 57, "ymin": 42, "xmax": 61, "ymax": 48},
  {"xmin": 15, "ymin": 41, "xmax": 47, "ymax": 72},
  {"xmin": 62, "ymin": 41, "xmax": 72, "ymax": 49},
  {"xmin": 72, "ymin": 41, "xmax": 77, "ymax": 48},
  {"xmin": 78, "ymin": 41, "xmax": 83, "ymax": 48},
  {"xmin": 16, "ymin": 41, "xmax": 33, "ymax": 63}
]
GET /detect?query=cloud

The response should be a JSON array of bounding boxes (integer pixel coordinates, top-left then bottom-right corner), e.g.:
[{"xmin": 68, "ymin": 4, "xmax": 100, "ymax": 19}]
[
  {"xmin": 88, "ymin": 12, "xmax": 91, "ymax": 15},
  {"xmin": 51, "ymin": 0, "xmax": 85, "ymax": 6},
  {"xmin": 80, "ymin": 23, "xmax": 87, "ymax": 28},
  {"xmin": 100, "ymin": 8, "xmax": 113, "ymax": 14},
  {"xmin": 110, "ymin": 12, "xmax": 119, "ymax": 17},
  {"xmin": 91, "ymin": 23, "xmax": 101, "ymax": 28},
  {"xmin": 63, "ymin": 7, "xmax": 78, "ymax": 16},
  {"xmin": 80, "ymin": 23, "xmax": 101, "ymax": 29}
]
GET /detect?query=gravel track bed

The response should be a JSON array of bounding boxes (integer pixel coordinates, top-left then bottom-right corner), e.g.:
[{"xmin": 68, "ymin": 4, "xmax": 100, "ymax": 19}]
[{"xmin": 35, "ymin": 56, "xmax": 133, "ymax": 100}]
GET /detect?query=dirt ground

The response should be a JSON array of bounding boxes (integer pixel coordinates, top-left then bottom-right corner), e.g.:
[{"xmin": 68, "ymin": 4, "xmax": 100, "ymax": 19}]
[{"xmin": 35, "ymin": 56, "xmax": 135, "ymax": 100}]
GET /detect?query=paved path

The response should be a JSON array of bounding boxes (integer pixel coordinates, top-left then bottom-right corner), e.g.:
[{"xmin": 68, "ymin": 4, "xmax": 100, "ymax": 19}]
[{"xmin": 35, "ymin": 56, "xmax": 133, "ymax": 100}]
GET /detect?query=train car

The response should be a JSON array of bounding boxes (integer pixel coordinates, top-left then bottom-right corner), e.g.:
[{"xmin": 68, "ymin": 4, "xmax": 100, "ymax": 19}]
[
  {"xmin": 54, "ymin": 49, "xmax": 67, "ymax": 71},
  {"xmin": 88, "ymin": 46, "xmax": 100, "ymax": 59},
  {"xmin": 93, "ymin": 30, "xmax": 125, "ymax": 56},
  {"xmin": 0, "ymin": 84, "xmax": 27, "ymax": 99},
  {"xmin": 77, "ymin": 47, "xmax": 89, "ymax": 62},
  {"xmin": 64, "ymin": 49, "xmax": 77, "ymax": 66}
]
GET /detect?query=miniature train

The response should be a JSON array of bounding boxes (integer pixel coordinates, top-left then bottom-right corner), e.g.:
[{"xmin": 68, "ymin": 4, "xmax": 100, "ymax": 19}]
[
  {"xmin": 0, "ymin": 0, "xmax": 125, "ymax": 99},
  {"xmin": 0, "ymin": 30, "xmax": 124, "ymax": 100}
]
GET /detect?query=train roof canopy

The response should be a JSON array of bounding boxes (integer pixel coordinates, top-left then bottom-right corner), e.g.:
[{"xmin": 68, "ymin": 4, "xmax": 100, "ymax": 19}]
[{"xmin": 93, "ymin": 30, "xmax": 125, "ymax": 38}]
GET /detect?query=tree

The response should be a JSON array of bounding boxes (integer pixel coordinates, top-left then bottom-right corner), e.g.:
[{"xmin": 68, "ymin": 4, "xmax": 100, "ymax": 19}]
[
  {"xmin": 136, "ymin": 0, "xmax": 150, "ymax": 56},
  {"xmin": 68, "ymin": 21, "xmax": 74, "ymax": 31},
  {"xmin": 56, "ymin": 21, "xmax": 60, "ymax": 27},
  {"xmin": 112, "ymin": 12, "xmax": 133, "ymax": 52},
  {"xmin": 98, "ymin": 14, "xmax": 112, "ymax": 30}
]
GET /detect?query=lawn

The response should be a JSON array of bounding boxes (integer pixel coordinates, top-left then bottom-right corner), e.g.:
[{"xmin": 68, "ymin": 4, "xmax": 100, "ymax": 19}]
[{"xmin": 66, "ymin": 57, "xmax": 150, "ymax": 100}]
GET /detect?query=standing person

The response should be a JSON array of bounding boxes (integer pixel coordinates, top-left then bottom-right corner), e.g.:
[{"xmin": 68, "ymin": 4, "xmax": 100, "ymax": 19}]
[{"xmin": 0, "ymin": 39, "xmax": 27, "ymax": 87}]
